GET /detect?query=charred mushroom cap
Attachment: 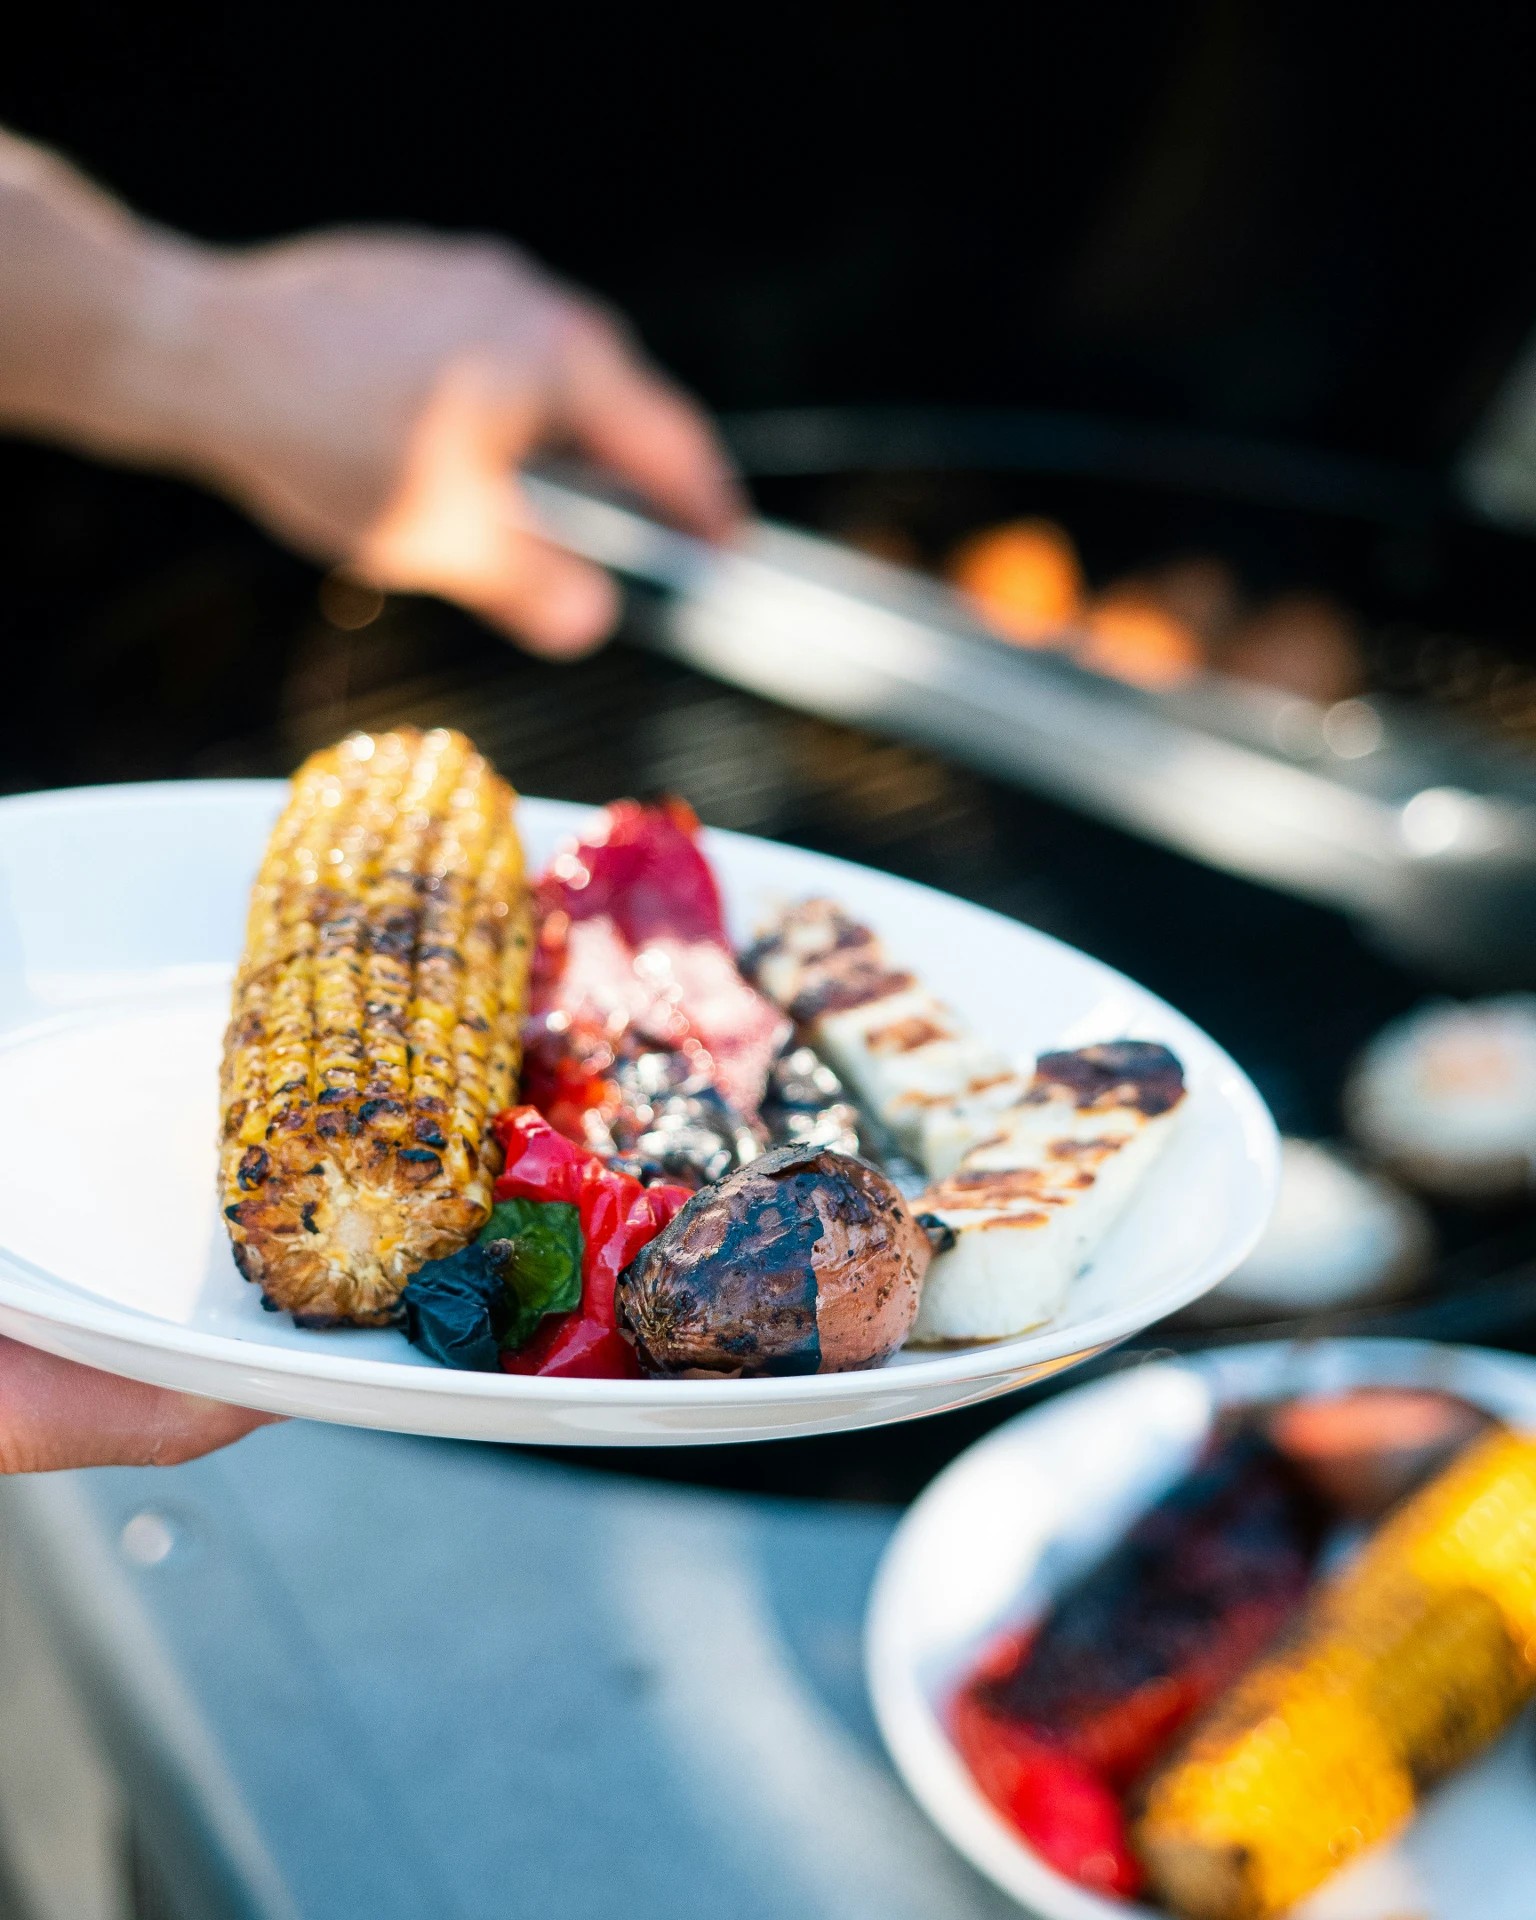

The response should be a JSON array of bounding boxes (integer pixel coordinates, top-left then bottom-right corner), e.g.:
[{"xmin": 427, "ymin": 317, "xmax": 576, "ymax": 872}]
[{"xmin": 615, "ymin": 1145, "xmax": 929, "ymax": 1378}]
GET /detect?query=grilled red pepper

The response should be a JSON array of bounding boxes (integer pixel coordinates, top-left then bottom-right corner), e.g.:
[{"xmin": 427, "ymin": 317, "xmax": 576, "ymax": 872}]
[
  {"xmin": 952, "ymin": 1427, "xmax": 1325, "ymax": 1899},
  {"xmin": 522, "ymin": 800, "xmax": 787, "ymax": 1164},
  {"xmin": 492, "ymin": 1108, "xmax": 690, "ymax": 1378},
  {"xmin": 951, "ymin": 1692, "xmax": 1141, "ymax": 1897},
  {"xmin": 534, "ymin": 795, "xmax": 729, "ymax": 956}
]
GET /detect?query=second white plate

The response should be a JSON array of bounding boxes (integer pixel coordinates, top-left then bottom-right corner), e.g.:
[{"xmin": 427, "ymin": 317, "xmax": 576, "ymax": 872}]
[
  {"xmin": 0, "ymin": 781, "xmax": 1277, "ymax": 1446},
  {"xmin": 867, "ymin": 1339, "xmax": 1536, "ymax": 1920}
]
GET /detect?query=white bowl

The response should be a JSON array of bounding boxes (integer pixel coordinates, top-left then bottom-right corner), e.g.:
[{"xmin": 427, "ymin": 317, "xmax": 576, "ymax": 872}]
[
  {"xmin": 866, "ymin": 1338, "xmax": 1536, "ymax": 1918},
  {"xmin": 0, "ymin": 781, "xmax": 1276, "ymax": 1447}
]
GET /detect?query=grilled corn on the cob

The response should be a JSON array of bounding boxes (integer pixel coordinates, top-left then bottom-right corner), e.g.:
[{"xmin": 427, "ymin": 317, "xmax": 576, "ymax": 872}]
[
  {"xmin": 220, "ymin": 727, "xmax": 531, "ymax": 1324},
  {"xmin": 1136, "ymin": 1426, "xmax": 1536, "ymax": 1920}
]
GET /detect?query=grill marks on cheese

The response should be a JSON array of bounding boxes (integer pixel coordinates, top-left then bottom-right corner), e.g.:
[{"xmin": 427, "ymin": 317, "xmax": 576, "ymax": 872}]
[
  {"xmin": 743, "ymin": 900, "xmax": 1025, "ymax": 1155},
  {"xmin": 220, "ymin": 728, "xmax": 532, "ymax": 1324},
  {"xmin": 927, "ymin": 1048, "xmax": 1186, "ymax": 1216},
  {"xmin": 746, "ymin": 901, "xmax": 1187, "ymax": 1342},
  {"xmin": 912, "ymin": 1043, "xmax": 1187, "ymax": 1341}
]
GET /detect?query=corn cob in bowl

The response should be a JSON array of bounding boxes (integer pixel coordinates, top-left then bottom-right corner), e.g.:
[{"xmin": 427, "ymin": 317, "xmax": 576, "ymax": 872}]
[
  {"xmin": 220, "ymin": 727, "xmax": 532, "ymax": 1325},
  {"xmin": 1136, "ymin": 1425, "xmax": 1536, "ymax": 1919}
]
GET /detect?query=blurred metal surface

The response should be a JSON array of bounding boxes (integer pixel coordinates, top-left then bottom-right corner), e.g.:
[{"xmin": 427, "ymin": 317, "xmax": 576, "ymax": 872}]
[
  {"xmin": 0, "ymin": 1425, "xmax": 1015, "ymax": 1920},
  {"xmin": 720, "ymin": 406, "xmax": 1442, "ymax": 522},
  {"xmin": 526, "ymin": 473, "xmax": 1536, "ymax": 980},
  {"xmin": 1461, "ymin": 331, "xmax": 1536, "ymax": 529}
]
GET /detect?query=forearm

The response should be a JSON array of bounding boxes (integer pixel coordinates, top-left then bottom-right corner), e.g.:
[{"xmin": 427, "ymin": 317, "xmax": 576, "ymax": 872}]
[{"xmin": 0, "ymin": 128, "xmax": 206, "ymax": 462}]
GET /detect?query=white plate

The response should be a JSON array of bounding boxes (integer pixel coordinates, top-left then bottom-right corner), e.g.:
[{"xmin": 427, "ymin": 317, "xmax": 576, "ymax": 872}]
[
  {"xmin": 867, "ymin": 1338, "xmax": 1536, "ymax": 1919},
  {"xmin": 0, "ymin": 781, "xmax": 1276, "ymax": 1447}
]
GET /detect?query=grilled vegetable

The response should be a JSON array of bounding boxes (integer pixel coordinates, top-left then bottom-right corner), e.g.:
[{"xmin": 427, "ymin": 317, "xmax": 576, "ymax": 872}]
[
  {"xmin": 601, "ymin": 1046, "xmax": 766, "ymax": 1189},
  {"xmin": 398, "ymin": 1236, "xmax": 519, "ymax": 1372},
  {"xmin": 523, "ymin": 799, "xmax": 787, "ymax": 1161},
  {"xmin": 761, "ymin": 1044, "xmax": 870, "ymax": 1162},
  {"xmin": 399, "ymin": 1196, "xmax": 583, "ymax": 1371},
  {"xmin": 220, "ymin": 727, "xmax": 532, "ymax": 1325},
  {"xmin": 490, "ymin": 1107, "xmax": 691, "ymax": 1380},
  {"xmin": 1136, "ymin": 1427, "xmax": 1536, "ymax": 1920},
  {"xmin": 614, "ymin": 1145, "xmax": 930, "ymax": 1376},
  {"xmin": 964, "ymin": 1429, "xmax": 1324, "ymax": 1780},
  {"xmin": 952, "ymin": 1426, "xmax": 1323, "ymax": 1898}
]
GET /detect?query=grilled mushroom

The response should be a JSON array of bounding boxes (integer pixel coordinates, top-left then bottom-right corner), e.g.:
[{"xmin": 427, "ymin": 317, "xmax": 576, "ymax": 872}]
[{"xmin": 614, "ymin": 1145, "xmax": 929, "ymax": 1377}]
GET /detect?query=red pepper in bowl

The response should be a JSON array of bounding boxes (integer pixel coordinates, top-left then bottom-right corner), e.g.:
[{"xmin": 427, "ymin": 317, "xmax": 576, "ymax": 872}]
[{"xmin": 951, "ymin": 1427, "xmax": 1325, "ymax": 1899}]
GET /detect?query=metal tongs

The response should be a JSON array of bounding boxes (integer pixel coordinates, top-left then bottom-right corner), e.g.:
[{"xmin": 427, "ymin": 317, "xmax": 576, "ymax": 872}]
[{"xmin": 526, "ymin": 470, "xmax": 1536, "ymax": 981}]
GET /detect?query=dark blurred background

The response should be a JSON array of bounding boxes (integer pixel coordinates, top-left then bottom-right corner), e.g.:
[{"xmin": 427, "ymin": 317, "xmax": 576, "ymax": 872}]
[
  {"xmin": 7, "ymin": 0, "xmax": 1536, "ymax": 788},
  {"xmin": 10, "ymin": 1, "xmax": 1536, "ymax": 443}
]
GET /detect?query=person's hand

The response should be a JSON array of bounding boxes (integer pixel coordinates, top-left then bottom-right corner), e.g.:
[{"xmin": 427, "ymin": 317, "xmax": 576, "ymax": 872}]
[
  {"xmin": 112, "ymin": 229, "xmax": 743, "ymax": 656},
  {"xmin": 0, "ymin": 1338, "xmax": 278, "ymax": 1473},
  {"xmin": 0, "ymin": 134, "xmax": 741, "ymax": 653}
]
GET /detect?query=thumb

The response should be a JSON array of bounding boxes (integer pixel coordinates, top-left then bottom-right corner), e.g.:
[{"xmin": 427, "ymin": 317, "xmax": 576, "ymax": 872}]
[
  {"xmin": 355, "ymin": 372, "xmax": 620, "ymax": 656},
  {"xmin": 461, "ymin": 484, "xmax": 620, "ymax": 656},
  {"xmin": 0, "ymin": 1339, "xmax": 278, "ymax": 1473}
]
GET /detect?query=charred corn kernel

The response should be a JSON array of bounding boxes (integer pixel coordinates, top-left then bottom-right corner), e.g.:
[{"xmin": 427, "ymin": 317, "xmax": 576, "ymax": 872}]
[
  {"xmin": 1137, "ymin": 1428, "xmax": 1536, "ymax": 1920},
  {"xmin": 219, "ymin": 728, "xmax": 531, "ymax": 1324},
  {"xmin": 1390, "ymin": 1426, "xmax": 1536, "ymax": 1649}
]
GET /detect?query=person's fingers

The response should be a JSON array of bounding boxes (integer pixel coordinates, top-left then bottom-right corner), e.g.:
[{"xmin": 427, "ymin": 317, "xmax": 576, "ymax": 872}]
[
  {"xmin": 354, "ymin": 361, "xmax": 617, "ymax": 656},
  {"xmin": 460, "ymin": 516, "xmax": 620, "ymax": 657},
  {"xmin": 554, "ymin": 315, "xmax": 746, "ymax": 541},
  {"xmin": 0, "ymin": 1339, "xmax": 279, "ymax": 1474}
]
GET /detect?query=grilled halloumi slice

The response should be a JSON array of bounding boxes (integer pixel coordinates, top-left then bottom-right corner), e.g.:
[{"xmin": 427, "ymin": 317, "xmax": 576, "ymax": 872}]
[
  {"xmin": 743, "ymin": 900, "xmax": 1026, "ymax": 1155},
  {"xmin": 910, "ymin": 1043, "xmax": 1186, "ymax": 1343},
  {"xmin": 746, "ymin": 904, "xmax": 1187, "ymax": 1346}
]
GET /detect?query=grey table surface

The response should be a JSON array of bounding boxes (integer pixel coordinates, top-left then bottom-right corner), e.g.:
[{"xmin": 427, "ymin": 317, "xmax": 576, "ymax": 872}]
[{"xmin": 0, "ymin": 1421, "xmax": 1019, "ymax": 1920}]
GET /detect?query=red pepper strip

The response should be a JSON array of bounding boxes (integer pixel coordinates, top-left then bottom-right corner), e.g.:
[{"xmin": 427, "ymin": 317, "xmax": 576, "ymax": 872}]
[
  {"xmin": 492, "ymin": 1108, "xmax": 690, "ymax": 1379},
  {"xmin": 505, "ymin": 1312, "xmax": 629, "ymax": 1381},
  {"xmin": 538, "ymin": 797, "xmax": 727, "ymax": 950},
  {"xmin": 493, "ymin": 1105, "xmax": 589, "ymax": 1206},
  {"xmin": 950, "ymin": 1694, "xmax": 1142, "ymax": 1899}
]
